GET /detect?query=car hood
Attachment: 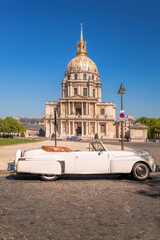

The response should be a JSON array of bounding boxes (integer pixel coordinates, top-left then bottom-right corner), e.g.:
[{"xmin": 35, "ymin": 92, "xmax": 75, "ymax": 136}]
[{"xmin": 110, "ymin": 150, "xmax": 149, "ymax": 158}]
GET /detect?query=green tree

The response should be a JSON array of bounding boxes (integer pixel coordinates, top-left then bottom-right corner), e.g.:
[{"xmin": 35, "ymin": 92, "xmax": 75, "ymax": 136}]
[
  {"xmin": 2, "ymin": 117, "xmax": 26, "ymax": 134},
  {"xmin": 135, "ymin": 117, "xmax": 160, "ymax": 139},
  {"xmin": 0, "ymin": 119, "xmax": 4, "ymax": 132},
  {"xmin": 20, "ymin": 132, "xmax": 25, "ymax": 137}
]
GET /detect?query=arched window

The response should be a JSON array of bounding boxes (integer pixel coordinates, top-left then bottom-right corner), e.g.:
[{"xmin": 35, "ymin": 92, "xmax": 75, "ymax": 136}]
[
  {"xmin": 75, "ymin": 74, "xmax": 77, "ymax": 80},
  {"xmin": 92, "ymin": 75, "xmax": 94, "ymax": 80},
  {"xmin": 83, "ymin": 88, "xmax": 87, "ymax": 96},
  {"xmin": 83, "ymin": 74, "xmax": 86, "ymax": 80},
  {"xmin": 68, "ymin": 75, "xmax": 70, "ymax": 80}
]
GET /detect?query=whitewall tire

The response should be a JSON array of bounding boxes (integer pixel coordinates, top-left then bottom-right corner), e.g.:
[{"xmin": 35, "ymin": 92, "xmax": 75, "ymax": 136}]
[
  {"xmin": 41, "ymin": 174, "xmax": 58, "ymax": 181},
  {"xmin": 132, "ymin": 162, "xmax": 150, "ymax": 181}
]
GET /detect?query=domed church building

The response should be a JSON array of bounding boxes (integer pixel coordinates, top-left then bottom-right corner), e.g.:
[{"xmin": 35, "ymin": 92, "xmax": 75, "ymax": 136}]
[{"xmin": 45, "ymin": 25, "xmax": 116, "ymax": 138}]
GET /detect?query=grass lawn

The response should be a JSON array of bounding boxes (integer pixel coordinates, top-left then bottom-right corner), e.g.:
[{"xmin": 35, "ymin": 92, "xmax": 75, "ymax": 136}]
[{"xmin": 0, "ymin": 138, "xmax": 41, "ymax": 146}]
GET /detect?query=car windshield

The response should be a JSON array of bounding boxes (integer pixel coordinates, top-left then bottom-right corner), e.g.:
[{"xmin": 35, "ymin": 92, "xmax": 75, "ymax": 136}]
[{"xmin": 91, "ymin": 141, "xmax": 106, "ymax": 152}]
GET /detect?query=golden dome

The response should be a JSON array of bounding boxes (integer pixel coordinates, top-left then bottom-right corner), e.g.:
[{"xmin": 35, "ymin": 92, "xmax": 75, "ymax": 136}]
[
  {"xmin": 66, "ymin": 24, "xmax": 98, "ymax": 74},
  {"xmin": 67, "ymin": 55, "xmax": 98, "ymax": 73}
]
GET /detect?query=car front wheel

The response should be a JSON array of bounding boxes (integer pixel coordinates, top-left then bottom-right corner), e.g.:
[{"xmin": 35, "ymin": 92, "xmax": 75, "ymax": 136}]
[
  {"xmin": 41, "ymin": 174, "xmax": 58, "ymax": 181},
  {"xmin": 132, "ymin": 162, "xmax": 150, "ymax": 181}
]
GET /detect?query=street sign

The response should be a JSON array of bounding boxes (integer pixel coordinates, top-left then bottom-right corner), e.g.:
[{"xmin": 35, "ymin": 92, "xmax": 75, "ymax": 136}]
[{"xmin": 119, "ymin": 112, "xmax": 125, "ymax": 118}]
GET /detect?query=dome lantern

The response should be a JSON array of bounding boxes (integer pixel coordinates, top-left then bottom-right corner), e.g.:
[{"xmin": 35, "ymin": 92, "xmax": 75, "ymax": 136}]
[{"xmin": 76, "ymin": 23, "xmax": 87, "ymax": 56}]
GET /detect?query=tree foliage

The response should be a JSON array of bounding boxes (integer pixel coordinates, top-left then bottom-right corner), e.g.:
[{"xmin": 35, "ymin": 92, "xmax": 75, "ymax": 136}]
[
  {"xmin": 0, "ymin": 117, "xmax": 26, "ymax": 133},
  {"xmin": 135, "ymin": 117, "xmax": 160, "ymax": 139},
  {"xmin": 0, "ymin": 119, "xmax": 4, "ymax": 132}
]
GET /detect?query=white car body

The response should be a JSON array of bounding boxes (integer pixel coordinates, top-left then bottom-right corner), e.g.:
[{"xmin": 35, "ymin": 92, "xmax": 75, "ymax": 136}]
[{"xmin": 8, "ymin": 141, "xmax": 158, "ymax": 181}]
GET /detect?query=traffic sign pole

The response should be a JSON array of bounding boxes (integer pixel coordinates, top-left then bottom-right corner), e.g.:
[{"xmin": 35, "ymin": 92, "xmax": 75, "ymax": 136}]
[
  {"xmin": 117, "ymin": 83, "xmax": 126, "ymax": 151},
  {"xmin": 121, "ymin": 94, "xmax": 124, "ymax": 150}
]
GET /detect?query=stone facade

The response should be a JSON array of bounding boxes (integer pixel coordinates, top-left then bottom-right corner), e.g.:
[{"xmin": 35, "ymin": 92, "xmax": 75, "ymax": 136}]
[
  {"xmin": 129, "ymin": 123, "xmax": 148, "ymax": 142},
  {"xmin": 45, "ymin": 26, "xmax": 116, "ymax": 139}
]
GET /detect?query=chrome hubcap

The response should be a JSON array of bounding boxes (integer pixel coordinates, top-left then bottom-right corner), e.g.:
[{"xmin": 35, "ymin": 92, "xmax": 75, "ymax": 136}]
[{"xmin": 136, "ymin": 165, "xmax": 146, "ymax": 177}]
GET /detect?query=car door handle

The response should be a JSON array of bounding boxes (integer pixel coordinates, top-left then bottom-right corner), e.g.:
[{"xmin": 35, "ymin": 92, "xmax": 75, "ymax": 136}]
[{"xmin": 98, "ymin": 151, "xmax": 103, "ymax": 156}]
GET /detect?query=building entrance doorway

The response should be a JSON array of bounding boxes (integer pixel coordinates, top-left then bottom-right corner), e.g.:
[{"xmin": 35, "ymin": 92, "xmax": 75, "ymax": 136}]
[{"xmin": 77, "ymin": 127, "xmax": 82, "ymax": 136}]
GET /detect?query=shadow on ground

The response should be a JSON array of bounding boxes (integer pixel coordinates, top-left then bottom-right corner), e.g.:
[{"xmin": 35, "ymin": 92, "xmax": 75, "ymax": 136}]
[
  {"xmin": 131, "ymin": 173, "xmax": 160, "ymax": 198},
  {"xmin": 6, "ymin": 173, "xmax": 134, "ymax": 181}
]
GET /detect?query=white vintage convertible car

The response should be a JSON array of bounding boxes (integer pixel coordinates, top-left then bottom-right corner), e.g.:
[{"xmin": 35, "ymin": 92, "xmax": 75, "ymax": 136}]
[{"xmin": 8, "ymin": 141, "xmax": 160, "ymax": 181}]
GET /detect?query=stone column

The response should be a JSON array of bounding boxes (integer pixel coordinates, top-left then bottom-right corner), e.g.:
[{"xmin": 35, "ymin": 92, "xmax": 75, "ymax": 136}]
[
  {"xmin": 88, "ymin": 122, "xmax": 90, "ymax": 135},
  {"xmin": 98, "ymin": 87, "xmax": 101, "ymax": 101},
  {"xmin": 68, "ymin": 121, "xmax": 70, "ymax": 135},
  {"xmin": 94, "ymin": 104, "xmax": 96, "ymax": 116},
  {"xmin": 90, "ymin": 85, "xmax": 92, "ymax": 97},
  {"xmin": 97, "ymin": 123, "xmax": 99, "ymax": 136},
  {"xmin": 68, "ymin": 102, "xmax": 70, "ymax": 115},
  {"xmin": 72, "ymin": 121, "xmax": 75, "ymax": 135},
  {"xmin": 69, "ymin": 85, "xmax": 72, "ymax": 96},
  {"xmin": 50, "ymin": 121, "xmax": 52, "ymax": 137},
  {"xmin": 95, "ymin": 122, "xmax": 97, "ymax": 134},
  {"xmin": 95, "ymin": 88, "xmax": 97, "ymax": 98},
  {"xmin": 88, "ymin": 103, "xmax": 90, "ymax": 115},
  {"xmin": 82, "ymin": 122, "xmax": 83, "ymax": 136},
  {"xmin": 82, "ymin": 102, "xmax": 83, "ymax": 115},
  {"xmin": 60, "ymin": 103, "xmax": 62, "ymax": 117},
  {"xmin": 105, "ymin": 123, "xmax": 108, "ymax": 136},
  {"xmin": 86, "ymin": 103, "xmax": 88, "ymax": 115},
  {"xmin": 62, "ymin": 87, "xmax": 65, "ymax": 97},
  {"xmin": 60, "ymin": 121, "xmax": 62, "ymax": 135},
  {"xmin": 72, "ymin": 102, "xmax": 74, "ymax": 115}
]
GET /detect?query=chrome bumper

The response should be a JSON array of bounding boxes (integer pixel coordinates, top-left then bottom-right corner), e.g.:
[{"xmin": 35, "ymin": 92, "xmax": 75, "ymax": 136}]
[
  {"xmin": 156, "ymin": 164, "xmax": 160, "ymax": 172},
  {"xmin": 7, "ymin": 162, "xmax": 16, "ymax": 173}
]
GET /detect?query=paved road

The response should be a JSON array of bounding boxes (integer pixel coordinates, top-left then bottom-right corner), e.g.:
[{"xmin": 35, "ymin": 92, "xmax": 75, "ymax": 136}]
[
  {"xmin": 0, "ymin": 172, "xmax": 160, "ymax": 240},
  {"xmin": 0, "ymin": 141, "xmax": 160, "ymax": 239}
]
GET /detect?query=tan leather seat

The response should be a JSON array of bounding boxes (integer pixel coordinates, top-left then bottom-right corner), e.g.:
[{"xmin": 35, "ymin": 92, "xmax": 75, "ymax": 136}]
[{"xmin": 42, "ymin": 146, "xmax": 73, "ymax": 152}]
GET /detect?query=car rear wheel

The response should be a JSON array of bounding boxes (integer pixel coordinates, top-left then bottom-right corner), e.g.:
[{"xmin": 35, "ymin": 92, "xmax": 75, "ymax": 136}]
[
  {"xmin": 41, "ymin": 174, "xmax": 58, "ymax": 181},
  {"xmin": 132, "ymin": 162, "xmax": 150, "ymax": 181}
]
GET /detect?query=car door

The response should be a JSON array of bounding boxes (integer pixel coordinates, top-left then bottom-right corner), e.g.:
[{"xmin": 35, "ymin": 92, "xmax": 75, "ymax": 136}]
[{"xmin": 75, "ymin": 151, "xmax": 109, "ymax": 174}]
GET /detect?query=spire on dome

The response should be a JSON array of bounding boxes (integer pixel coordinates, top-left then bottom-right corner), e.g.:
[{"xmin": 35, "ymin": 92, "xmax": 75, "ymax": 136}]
[
  {"xmin": 80, "ymin": 23, "xmax": 83, "ymax": 42},
  {"xmin": 76, "ymin": 23, "xmax": 87, "ymax": 56}
]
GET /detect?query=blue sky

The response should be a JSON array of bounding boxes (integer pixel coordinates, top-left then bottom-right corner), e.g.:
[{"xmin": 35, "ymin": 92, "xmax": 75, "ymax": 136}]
[{"xmin": 0, "ymin": 0, "xmax": 159, "ymax": 119}]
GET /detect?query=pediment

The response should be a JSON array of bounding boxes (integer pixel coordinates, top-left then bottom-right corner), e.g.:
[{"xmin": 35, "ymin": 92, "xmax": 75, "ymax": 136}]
[{"xmin": 69, "ymin": 94, "xmax": 86, "ymax": 100}]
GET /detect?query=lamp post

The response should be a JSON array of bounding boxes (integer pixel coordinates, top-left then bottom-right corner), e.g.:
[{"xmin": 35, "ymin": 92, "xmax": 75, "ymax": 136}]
[{"xmin": 117, "ymin": 83, "xmax": 126, "ymax": 150}]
